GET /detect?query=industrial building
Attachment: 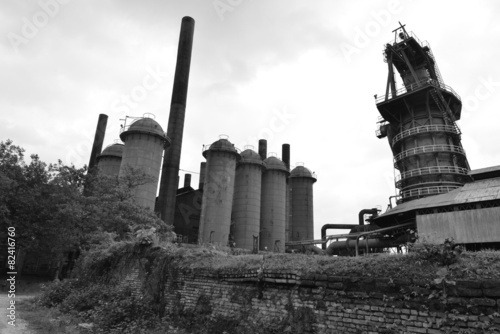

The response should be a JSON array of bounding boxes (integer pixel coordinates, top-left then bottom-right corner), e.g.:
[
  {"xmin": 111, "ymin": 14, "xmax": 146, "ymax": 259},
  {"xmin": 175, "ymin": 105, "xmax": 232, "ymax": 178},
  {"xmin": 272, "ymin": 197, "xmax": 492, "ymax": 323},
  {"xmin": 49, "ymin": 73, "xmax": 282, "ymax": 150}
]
[
  {"xmin": 88, "ymin": 16, "xmax": 318, "ymax": 252},
  {"xmin": 369, "ymin": 24, "xmax": 500, "ymax": 251},
  {"xmin": 88, "ymin": 20, "xmax": 499, "ymax": 255}
]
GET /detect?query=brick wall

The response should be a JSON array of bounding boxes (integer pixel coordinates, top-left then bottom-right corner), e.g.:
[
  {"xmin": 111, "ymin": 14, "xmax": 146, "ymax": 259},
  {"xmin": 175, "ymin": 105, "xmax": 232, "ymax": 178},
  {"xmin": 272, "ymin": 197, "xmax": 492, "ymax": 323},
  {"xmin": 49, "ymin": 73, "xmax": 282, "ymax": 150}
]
[{"xmin": 162, "ymin": 269, "xmax": 500, "ymax": 334}]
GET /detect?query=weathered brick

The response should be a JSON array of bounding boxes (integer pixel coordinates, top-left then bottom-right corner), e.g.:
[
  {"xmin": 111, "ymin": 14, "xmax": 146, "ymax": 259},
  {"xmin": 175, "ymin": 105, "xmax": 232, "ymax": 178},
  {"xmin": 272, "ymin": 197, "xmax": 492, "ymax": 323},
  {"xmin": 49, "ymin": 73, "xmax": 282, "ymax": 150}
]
[
  {"xmin": 470, "ymin": 298, "xmax": 496, "ymax": 306},
  {"xmin": 483, "ymin": 287, "xmax": 500, "ymax": 297},
  {"xmin": 456, "ymin": 280, "xmax": 482, "ymax": 289},
  {"xmin": 407, "ymin": 325, "xmax": 427, "ymax": 333},
  {"xmin": 328, "ymin": 282, "xmax": 344, "ymax": 290},
  {"xmin": 456, "ymin": 286, "xmax": 483, "ymax": 297}
]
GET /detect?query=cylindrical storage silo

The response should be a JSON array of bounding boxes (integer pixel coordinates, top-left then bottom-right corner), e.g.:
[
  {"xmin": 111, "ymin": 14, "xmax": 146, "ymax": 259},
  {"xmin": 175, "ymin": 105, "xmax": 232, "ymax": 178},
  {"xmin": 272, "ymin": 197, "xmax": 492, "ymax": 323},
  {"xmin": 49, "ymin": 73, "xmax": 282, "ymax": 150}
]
[
  {"xmin": 260, "ymin": 156, "xmax": 289, "ymax": 252},
  {"xmin": 119, "ymin": 116, "xmax": 170, "ymax": 209},
  {"xmin": 96, "ymin": 142, "xmax": 124, "ymax": 177},
  {"xmin": 230, "ymin": 147, "xmax": 264, "ymax": 250},
  {"xmin": 290, "ymin": 165, "xmax": 317, "ymax": 242},
  {"xmin": 199, "ymin": 137, "xmax": 240, "ymax": 245}
]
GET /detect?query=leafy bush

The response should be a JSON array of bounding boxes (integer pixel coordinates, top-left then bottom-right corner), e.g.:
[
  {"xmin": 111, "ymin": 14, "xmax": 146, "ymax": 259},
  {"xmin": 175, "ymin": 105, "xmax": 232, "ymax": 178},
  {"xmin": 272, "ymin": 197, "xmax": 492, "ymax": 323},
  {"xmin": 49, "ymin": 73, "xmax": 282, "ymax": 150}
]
[
  {"xmin": 410, "ymin": 238, "xmax": 463, "ymax": 266},
  {"xmin": 59, "ymin": 283, "xmax": 110, "ymax": 313},
  {"xmin": 38, "ymin": 279, "xmax": 82, "ymax": 308},
  {"xmin": 91, "ymin": 286, "xmax": 158, "ymax": 333}
]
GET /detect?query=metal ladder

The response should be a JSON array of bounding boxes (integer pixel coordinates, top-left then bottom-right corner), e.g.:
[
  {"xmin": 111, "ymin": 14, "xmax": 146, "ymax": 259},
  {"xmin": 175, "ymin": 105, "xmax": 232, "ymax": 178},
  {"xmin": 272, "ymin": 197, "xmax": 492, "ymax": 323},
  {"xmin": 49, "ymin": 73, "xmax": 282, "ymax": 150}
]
[{"xmin": 429, "ymin": 88, "xmax": 461, "ymax": 136}]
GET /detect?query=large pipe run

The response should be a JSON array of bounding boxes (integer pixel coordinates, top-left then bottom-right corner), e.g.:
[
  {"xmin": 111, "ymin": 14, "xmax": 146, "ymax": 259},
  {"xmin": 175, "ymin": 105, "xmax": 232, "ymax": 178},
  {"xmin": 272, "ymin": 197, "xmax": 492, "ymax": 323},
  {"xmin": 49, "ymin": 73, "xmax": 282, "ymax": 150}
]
[
  {"xmin": 88, "ymin": 114, "xmax": 108, "ymax": 172},
  {"xmin": 156, "ymin": 16, "xmax": 195, "ymax": 224},
  {"xmin": 320, "ymin": 209, "xmax": 379, "ymax": 250},
  {"xmin": 325, "ymin": 234, "xmax": 410, "ymax": 255}
]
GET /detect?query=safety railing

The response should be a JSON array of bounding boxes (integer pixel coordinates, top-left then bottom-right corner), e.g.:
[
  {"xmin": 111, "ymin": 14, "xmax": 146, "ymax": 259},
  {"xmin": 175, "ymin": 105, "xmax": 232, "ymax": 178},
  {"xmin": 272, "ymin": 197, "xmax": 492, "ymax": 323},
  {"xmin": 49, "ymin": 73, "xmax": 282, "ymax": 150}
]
[
  {"xmin": 395, "ymin": 166, "xmax": 469, "ymax": 184},
  {"xmin": 400, "ymin": 185, "xmax": 461, "ymax": 200},
  {"xmin": 394, "ymin": 144, "xmax": 466, "ymax": 164},
  {"xmin": 392, "ymin": 124, "xmax": 460, "ymax": 147},
  {"xmin": 399, "ymin": 181, "xmax": 464, "ymax": 193},
  {"xmin": 375, "ymin": 77, "xmax": 461, "ymax": 104}
]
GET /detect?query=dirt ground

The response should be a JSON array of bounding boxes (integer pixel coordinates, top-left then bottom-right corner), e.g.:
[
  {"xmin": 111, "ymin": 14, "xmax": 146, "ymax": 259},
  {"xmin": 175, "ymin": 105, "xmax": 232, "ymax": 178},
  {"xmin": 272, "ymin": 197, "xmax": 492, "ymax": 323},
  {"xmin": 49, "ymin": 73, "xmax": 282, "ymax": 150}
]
[{"xmin": 0, "ymin": 276, "xmax": 49, "ymax": 334}]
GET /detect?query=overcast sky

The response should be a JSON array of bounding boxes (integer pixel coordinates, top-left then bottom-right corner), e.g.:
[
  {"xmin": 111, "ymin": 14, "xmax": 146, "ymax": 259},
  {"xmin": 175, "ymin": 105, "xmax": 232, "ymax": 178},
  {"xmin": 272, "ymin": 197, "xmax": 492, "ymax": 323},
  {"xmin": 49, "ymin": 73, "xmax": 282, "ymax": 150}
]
[{"xmin": 2, "ymin": 0, "xmax": 499, "ymax": 238}]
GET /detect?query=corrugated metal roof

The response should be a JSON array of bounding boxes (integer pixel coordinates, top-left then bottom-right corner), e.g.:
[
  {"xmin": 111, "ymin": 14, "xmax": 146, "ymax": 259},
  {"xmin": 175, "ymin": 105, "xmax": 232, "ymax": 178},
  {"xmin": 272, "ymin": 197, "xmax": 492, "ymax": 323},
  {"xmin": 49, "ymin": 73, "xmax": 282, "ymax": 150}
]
[
  {"xmin": 378, "ymin": 177, "xmax": 500, "ymax": 218},
  {"xmin": 469, "ymin": 165, "xmax": 500, "ymax": 176}
]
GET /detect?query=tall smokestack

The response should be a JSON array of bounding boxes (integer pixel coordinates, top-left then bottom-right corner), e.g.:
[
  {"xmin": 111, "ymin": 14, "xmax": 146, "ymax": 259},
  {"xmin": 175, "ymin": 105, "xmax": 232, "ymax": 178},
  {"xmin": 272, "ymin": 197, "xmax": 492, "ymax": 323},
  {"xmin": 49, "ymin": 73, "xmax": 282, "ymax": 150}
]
[
  {"xmin": 199, "ymin": 162, "xmax": 206, "ymax": 190},
  {"xmin": 282, "ymin": 143, "xmax": 290, "ymax": 170},
  {"xmin": 258, "ymin": 139, "xmax": 267, "ymax": 160},
  {"xmin": 88, "ymin": 113, "xmax": 108, "ymax": 172},
  {"xmin": 184, "ymin": 173, "xmax": 192, "ymax": 188},
  {"xmin": 156, "ymin": 17, "xmax": 195, "ymax": 224}
]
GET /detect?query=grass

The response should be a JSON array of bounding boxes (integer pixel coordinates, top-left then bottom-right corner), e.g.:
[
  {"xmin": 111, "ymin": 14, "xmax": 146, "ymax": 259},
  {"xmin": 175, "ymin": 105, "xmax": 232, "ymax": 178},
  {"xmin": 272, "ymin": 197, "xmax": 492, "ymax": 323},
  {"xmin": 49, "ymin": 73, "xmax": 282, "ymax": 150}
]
[{"xmin": 170, "ymin": 247, "xmax": 500, "ymax": 281}]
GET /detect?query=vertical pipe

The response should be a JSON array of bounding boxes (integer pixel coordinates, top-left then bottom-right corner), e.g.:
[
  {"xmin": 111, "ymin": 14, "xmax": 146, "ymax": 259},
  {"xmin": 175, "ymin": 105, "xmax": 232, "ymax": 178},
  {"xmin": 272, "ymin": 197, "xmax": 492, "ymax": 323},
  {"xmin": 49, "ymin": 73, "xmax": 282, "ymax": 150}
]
[
  {"xmin": 282, "ymin": 144, "xmax": 290, "ymax": 170},
  {"xmin": 156, "ymin": 16, "xmax": 195, "ymax": 224},
  {"xmin": 258, "ymin": 139, "xmax": 267, "ymax": 160},
  {"xmin": 199, "ymin": 162, "xmax": 206, "ymax": 190},
  {"xmin": 282, "ymin": 144, "xmax": 291, "ymax": 241},
  {"xmin": 184, "ymin": 173, "xmax": 192, "ymax": 188},
  {"xmin": 88, "ymin": 114, "xmax": 108, "ymax": 172}
]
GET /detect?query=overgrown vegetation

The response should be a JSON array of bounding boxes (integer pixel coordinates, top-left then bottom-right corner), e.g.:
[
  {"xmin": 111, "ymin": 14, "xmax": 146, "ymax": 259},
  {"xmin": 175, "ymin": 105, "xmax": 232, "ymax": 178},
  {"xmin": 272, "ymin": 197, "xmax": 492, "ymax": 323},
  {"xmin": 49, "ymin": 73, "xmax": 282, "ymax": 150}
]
[
  {"xmin": 31, "ymin": 236, "xmax": 500, "ymax": 333},
  {"xmin": 0, "ymin": 139, "xmax": 170, "ymax": 276}
]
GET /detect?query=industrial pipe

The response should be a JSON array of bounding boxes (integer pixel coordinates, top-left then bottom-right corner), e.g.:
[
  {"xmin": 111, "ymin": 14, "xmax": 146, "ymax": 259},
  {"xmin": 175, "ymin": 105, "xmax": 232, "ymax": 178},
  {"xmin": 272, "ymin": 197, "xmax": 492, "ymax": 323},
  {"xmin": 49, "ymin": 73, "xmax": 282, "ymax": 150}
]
[
  {"xmin": 358, "ymin": 208, "xmax": 379, "ymax": 225},
  {"xmin": 354, "ymin": 222, "xmax": 415, "ymax": 256},
  {"xmin": 88, "ymin": 114, "xmax": 108, "ymax": 172},
  {"xmin": 320, "ymin": 224, "xmax": 359, "ymax": 250},
  {"xmin": 324, "ymin": 222, "xmax": 414, "ymax": 256},
  {"xmin": 157, "ymin": 16, "xmax": 195, "ymax": 224}
]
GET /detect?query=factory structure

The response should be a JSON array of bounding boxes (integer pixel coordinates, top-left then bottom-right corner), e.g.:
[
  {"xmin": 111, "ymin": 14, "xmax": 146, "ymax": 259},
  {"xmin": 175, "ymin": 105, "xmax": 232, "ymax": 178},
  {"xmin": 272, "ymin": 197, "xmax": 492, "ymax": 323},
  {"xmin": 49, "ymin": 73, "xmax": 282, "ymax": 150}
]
[
  {"xmin": 88, "ymin": 17, "xmax": 317, "ymax": 253},
  {"xmin": 86, "ymin": 19, "xmax": 499, "ymax": 256}
]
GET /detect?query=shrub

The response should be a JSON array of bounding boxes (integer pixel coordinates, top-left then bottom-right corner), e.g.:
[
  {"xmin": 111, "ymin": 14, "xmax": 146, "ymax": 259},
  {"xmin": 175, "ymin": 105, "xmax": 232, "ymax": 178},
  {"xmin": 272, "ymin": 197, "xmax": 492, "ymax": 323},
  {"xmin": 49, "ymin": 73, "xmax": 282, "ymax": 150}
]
[
  {"xmin": 59, "ymin": 283, "xmax": 111, "ymax": 314},
  {"xmin": 91, "ymin": 286, "xmax": 158, "ymax": 333},
  {"xmin": 38, "ymin": 279, "xmax": 82, "ymax": 308},
  {"xmin": 410, "ymin": 238, "xmax": 463, "ymax": 266}
]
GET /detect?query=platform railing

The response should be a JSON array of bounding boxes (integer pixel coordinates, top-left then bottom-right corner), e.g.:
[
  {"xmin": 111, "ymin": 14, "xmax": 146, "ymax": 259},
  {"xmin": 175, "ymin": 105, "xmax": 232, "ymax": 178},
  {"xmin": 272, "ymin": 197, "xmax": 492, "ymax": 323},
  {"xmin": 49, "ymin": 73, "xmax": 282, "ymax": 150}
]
[
  {"xmin": 394, "ymin": 144, "xmax": 466, "ymax": 164},
  {"xmin": 395, "ymin": 166, "xmax": 469, "ymax": 183},
  {"xmin": 392, "ymin": 124, "xmax": 459, "ymax": 147},
  {"xmin": 400, "ymin": 185, "xmax": 461, "ymax": 200},
  {"xmin": 375, "ymin": 77, "xmax": 461, "ymax": 104}
]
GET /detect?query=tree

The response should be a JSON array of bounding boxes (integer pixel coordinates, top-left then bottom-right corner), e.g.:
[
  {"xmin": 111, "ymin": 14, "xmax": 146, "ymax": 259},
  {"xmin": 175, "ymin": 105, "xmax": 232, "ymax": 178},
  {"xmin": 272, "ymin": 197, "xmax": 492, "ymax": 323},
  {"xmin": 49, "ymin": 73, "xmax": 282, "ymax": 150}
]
[{"xmin": 0, "ymin": 139, "xmax": 168, "ymax": 275}]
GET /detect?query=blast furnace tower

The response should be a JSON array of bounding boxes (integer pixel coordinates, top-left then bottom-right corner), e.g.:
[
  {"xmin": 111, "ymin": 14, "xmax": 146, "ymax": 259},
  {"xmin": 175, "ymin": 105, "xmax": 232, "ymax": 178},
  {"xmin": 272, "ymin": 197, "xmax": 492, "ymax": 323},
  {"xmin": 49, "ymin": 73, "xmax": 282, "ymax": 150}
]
[{"xmin": 375, "ymin": 23, "xmax": 470, "ymax": 203}]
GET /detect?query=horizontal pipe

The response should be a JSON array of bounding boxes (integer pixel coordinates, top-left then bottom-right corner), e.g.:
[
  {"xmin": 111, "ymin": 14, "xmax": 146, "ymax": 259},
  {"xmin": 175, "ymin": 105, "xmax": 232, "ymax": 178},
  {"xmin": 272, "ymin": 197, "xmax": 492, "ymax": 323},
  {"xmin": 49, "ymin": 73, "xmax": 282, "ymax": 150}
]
[
  {"xmin": 320, "ymin": 224, "xmax": 359, "ymax": 250},
  {"xmin": 325, "ymin": 234, "xmax": 410, "ymax": 255}
]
